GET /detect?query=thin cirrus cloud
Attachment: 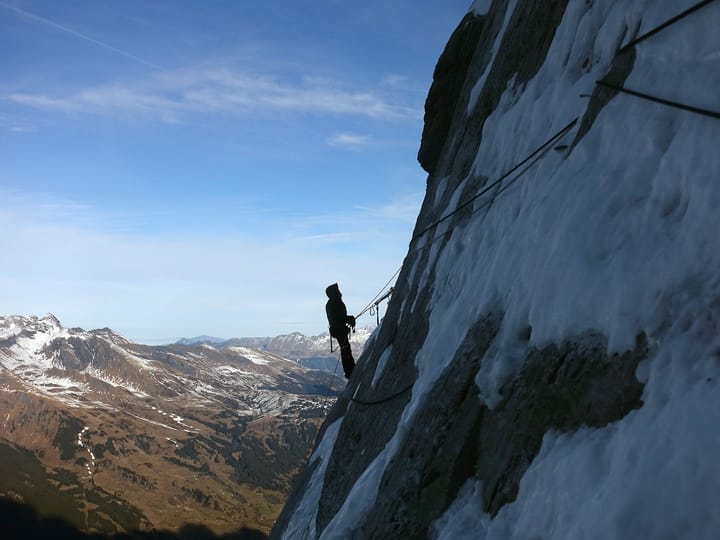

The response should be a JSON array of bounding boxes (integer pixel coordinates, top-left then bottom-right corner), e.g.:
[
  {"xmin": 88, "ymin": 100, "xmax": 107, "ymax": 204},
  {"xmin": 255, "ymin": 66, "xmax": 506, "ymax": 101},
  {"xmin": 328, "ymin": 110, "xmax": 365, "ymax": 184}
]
[
  {"xmin": 8, "ymin": 123, "xmax": 37, "ymax": 133},
  {"xmin": 0, "ymin": 1, "xmax": 164, "ymax": 71},
  {"xmin": 355, "ymin": 192, "xmax": 425, "ymax": 224},
  {"xmin": 290, "ymin": 193, "xmax": 424, "ymax": 246},
  {"xmin": 1, "ymin": 2, "xmax": 423, "ymax": 123},
  {"xmin": 0, "ymin": 115, "xmax": 36, "ymax": 133},
  {"xmin": 327, "ymin": 132, "xmax": 370, "ymax": 148},
  {"xmin": 9, "ymin": 66, "xmax": 423, "ymax": 123}
]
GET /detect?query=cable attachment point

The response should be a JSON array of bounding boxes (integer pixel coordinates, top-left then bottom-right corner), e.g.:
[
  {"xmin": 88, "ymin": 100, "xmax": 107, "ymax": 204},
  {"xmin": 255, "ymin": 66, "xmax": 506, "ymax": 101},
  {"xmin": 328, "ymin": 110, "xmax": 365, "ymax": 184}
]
[{"xmin": 370, "ymin": 287, "xmax": 394, "ymax": 325}]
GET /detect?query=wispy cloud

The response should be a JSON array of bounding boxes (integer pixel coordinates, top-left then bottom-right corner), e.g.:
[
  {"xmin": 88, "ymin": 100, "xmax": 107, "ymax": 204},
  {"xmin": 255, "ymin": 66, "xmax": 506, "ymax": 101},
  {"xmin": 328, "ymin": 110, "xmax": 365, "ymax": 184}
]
[
  {"xmin": 0, "ymin": 190, "xmax": 413, "ymax": 338},
  {"xmin": 9, "ymin": 65, "xmax": 423, "ymax": 123},
  {"xmin": 9, "ymin": 85, "xmax": 185, "ymax": 123},
  {"xmin": 0, "ymin": 115, "xmax": 37, "ymax": 133},
  {"xmin": 297, "ymin": 231, "xmax": 360, "ymax": 243},
  {"xmin": 382, "ymin": 73, "xmax": 427, "ymax": 94},
  {"xmin": 8, "ymin": 123, "xmax": 36, "ymax": 133},
  {"xmin": 289, "ymin": 193, "xmax": 424, "ymax": 248},
  {"xmin": 355, "ymin": 192, "xmax": 425, "ymax": 224},
  {"xmin": 0, "ymin": 1, "xmax": 163, "ymax": 70},
  {"xmin": 383, "ymin": 74, "xmax": 409, "ymax": 87},
  {"xmin": 327, "ymin": 132, "xmax": 370, "ymax": 148}
]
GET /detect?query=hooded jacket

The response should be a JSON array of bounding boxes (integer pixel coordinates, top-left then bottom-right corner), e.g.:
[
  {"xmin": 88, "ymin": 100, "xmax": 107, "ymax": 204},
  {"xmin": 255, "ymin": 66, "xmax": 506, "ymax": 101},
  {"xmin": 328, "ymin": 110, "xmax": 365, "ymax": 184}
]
[{"xmin": 325, "ymin": 283, "xmax": 352, "ymax": 336}]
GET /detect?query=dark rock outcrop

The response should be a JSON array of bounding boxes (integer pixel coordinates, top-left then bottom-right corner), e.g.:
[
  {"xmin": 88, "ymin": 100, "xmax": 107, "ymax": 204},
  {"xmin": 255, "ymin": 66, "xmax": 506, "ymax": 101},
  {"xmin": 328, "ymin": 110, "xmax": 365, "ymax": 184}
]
[
  {"xmin": 418, "ymin": 0, "xmax": 571, "ymax": 181},
  {"xmin": 477, "ymin": 331, "xmax": 648, "ymax": 516},
  {"xmin": 348, "ymin": 329, "xmax": 647, "ymax": 539},
  {"xmin": 418, "ymin": 12, "xmax": 487, "ymax": 175}
]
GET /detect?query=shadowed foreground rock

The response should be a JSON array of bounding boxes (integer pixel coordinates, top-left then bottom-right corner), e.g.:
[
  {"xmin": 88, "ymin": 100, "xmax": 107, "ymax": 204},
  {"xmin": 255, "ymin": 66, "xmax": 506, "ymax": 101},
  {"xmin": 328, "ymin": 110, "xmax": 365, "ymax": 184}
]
[{"xmin": 0, "ymin": 498, "xmax": 268, "ymax": 540}]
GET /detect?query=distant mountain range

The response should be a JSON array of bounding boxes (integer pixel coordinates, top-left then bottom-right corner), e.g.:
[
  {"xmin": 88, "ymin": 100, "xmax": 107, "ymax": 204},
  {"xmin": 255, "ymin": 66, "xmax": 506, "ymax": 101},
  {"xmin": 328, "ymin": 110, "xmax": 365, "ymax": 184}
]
[
  {"xmin": 0, "ymin": 314, "xmax": 348, "ymax": 536},
  {"xmin": 176, "ymin": 328, "xmax": 375, "ymax": 372},
  {"xmin": 175, "ymin": 335, "xmax": 226, "ymax": 345}
]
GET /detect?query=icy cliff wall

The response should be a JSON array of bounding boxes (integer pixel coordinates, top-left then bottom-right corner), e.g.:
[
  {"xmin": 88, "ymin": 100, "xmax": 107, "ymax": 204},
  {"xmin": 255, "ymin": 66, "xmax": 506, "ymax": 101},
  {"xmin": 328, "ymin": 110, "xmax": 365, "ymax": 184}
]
[{"xmin": 272, "ymin": 1, "xmax": 720, "ymax": 538}]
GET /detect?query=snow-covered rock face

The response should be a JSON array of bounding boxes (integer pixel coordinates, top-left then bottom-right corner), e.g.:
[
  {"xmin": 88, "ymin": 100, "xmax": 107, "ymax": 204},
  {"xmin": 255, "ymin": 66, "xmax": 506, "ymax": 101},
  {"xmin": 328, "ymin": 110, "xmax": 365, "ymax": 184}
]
[{"xmin": 272, "ymin": 1, "xmax": 720, "ymax": 539}]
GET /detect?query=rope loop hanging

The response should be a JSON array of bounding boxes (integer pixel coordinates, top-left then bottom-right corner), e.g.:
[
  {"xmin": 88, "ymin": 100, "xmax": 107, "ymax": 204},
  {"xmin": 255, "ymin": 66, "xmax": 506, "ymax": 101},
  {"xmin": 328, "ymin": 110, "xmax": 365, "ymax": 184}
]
[{"xmin": 350, "ymin": 381, "xmax": 414, "ymax": 406}]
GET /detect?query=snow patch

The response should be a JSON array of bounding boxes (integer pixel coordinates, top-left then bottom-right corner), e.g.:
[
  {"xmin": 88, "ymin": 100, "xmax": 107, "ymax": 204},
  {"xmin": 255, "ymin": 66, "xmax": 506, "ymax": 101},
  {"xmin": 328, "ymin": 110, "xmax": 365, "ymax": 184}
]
[
  {"xmin": 371, "ymin": 346, "xmax": 393, "ymax": 389},
  {"xmin": 282, "ymin": 418, "xmax": 343, "ymax": 540},
  {"xmin": 467, "ymin": 0, "xmax": 519, "ymax": 114},
  {"xmin": 229, "ymin": 347, "xmax": 270, "ymax": 365}
]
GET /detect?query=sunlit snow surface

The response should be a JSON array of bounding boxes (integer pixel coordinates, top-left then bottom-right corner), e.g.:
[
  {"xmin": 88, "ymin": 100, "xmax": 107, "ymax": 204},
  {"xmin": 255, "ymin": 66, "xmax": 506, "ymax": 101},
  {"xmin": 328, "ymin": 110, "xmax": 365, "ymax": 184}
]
[
  {"xmin": 1, "ymin": 315, "xmax": 69, "ymax": 368},
  {"xmin": 282, "ymin": 0, "xmax": 720, "ymax": 538},
  {"xmin": 0, "ymin": 315, "xmax": 325, "ymax": 422},
  {"xmin": 0, "ymin": 315, "xmax": 154, "ymax": 402},
  {"xmin": 229, "ymin": 346, "xmax": 271, "ymax": 365}
]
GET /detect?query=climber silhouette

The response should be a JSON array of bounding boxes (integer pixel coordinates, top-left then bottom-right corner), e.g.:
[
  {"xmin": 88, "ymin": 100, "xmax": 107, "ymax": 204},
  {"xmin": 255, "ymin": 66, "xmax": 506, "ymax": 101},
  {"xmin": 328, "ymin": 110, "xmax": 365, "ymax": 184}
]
[{"xmin": 325, "ymin": 283, "xmax": 356, "ymax": 379}]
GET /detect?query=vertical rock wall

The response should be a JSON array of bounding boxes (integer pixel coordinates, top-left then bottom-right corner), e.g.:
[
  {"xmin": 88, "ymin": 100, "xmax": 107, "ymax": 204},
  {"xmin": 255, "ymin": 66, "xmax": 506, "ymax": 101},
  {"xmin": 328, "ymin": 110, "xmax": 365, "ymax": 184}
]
[{"xmin": 272, "ymin": 0, "xmax": 720, "ymax": 538}]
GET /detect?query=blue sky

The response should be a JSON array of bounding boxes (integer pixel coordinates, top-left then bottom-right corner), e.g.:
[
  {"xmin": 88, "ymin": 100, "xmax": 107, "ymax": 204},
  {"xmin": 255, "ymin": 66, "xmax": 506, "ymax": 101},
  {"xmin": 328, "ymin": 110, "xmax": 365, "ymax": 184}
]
[{"xmin": 1, "ymin": 0, "xmax": 470, "ymax": 343}]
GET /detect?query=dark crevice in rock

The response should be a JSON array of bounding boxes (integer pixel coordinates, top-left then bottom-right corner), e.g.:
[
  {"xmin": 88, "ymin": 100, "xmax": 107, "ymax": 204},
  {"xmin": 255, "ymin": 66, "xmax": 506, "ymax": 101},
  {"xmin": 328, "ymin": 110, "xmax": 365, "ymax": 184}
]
[{"xmin": 572, "ymin": 22, "xmax": 639, "ymax": 148}]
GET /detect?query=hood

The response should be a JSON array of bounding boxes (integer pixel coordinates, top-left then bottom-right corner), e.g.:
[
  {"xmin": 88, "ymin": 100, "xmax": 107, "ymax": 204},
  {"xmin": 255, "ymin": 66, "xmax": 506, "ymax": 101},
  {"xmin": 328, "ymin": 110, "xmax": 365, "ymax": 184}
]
[{"xmin": 325, "ymin": 283, "xmax": 341, "ymax": 299}]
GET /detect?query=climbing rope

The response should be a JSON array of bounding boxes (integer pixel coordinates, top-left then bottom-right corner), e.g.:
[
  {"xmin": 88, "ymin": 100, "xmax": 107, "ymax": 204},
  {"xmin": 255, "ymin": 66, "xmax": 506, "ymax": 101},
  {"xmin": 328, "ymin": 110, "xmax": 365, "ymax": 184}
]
[
  {"xmin": 322, "ymin": 356, "xmax": 341, "ymax": 408},
  {"xmin": 603, "ymin": 0, "xmax": 720, "ymax": 121},
  {"xmin": 405, "ymin": 0, "xmax": 719, "ymax": 255},
  {"xmin": 617, "ymin": 0, "xmax": 717, "ymax": 55},
  {"xmin": 355, "ymin": 266, "xmax": 401, "ymax": 320},
  {"xmin": 321, "ymin": 268, "xmax": 400, "ymax": 405},
  {"xmin": 595, "ymin": 81, "xmax": 720, "ymax": 120},
  {"xmin": 319, "ymin": 119, "xmax": 579, "ymax": 406},
  {"xmin": 369, "ymin": 287, "xmax": 394, "ymax": 325},
  {"xmin": 408, "ymin": 118, "xmax": 578, "ymax": 256},
  {"xmin": 410, "ymin": 118, "xmax": 578, "ymax": 247},
  {"xmin": 350, "ymin": 381, "xmax": 415, "ymax": 406},
  {"xmin": 323, "ymin": 120, "xmax": 579, "ymax": 407}
]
